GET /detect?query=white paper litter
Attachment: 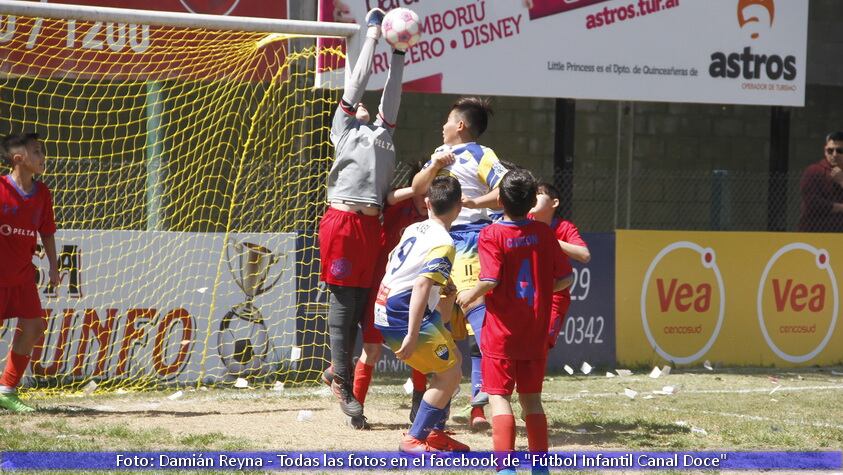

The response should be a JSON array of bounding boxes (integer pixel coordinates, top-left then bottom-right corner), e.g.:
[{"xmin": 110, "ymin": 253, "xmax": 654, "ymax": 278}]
[
  {"xmin": 197, "ymin": 287, "xmax": 208, "ymax": 294},
  {"xmin": 769, "ymin": 385, "xmax": 781, "ymax": 395},
  {"xmin": 167, "ymin": 390, "xmax": 183, "ymax": 400},
  {"xmin": 649, "ymin": 367, "xmax": 662, "ymax": 379},
  {"xmin": 115, "ymin": 388, "xmax": 128, "ymax": 395},
  {"xmin": 616, "ymin": 369, "xmax": 633, "ymax": 377},
  {"xmin": 564, "ymin": 365, "xmax": 574, "ymax": 375},
  {"xmin": 296, "ymin": 410, "xmax": 313, "ymax": 422},
  {"xmin": 199, "ymin": 386, "xmax": 208, "ymax": 392},
  {"xmin": 643, "ymin": 395, "xmax": 655, "ymax": 400},
  {"xmin": 624, "ymin": 388, "xmax": 638, "ymax": 399},
  {"xmin": 674, "ymin": 420, "xmax": 688, "ymax": 427},
  {"xmin": 234, "ymin": 378, "xmax": 249, "ymax": 389},
  {"xmin": 272, "ymin": 381, "xmax": 285, "ymax": 392},
  {"xmin": 704, "ymin": 360, "xmax": 714, "ymax": 371},
  {"xmin": 403, "ymin": 378, "xmax": 414, "ymax": 395},
  {"xmin": 661, "ymin": 365, "xmax": 672, "ymax": 376},
  {"xmin": 290, "ymin": 346, "xmax": 302, "ymax": 361},
  {"xmin": 606, "ymin": 372, "xmax": 616, "ymax": 378},
  {"xmin": 82, "ymin": 380, "xmax": 98, "ymax": 395},
  {"xmin": 580, "ymin": 362, "xmax": 593, "ymax": 375},
  {"xmin": 691, "ymin": 427, "xmax": 708, "ymax": 436},
  {"xmin": 579, "ymin": 389, "xmax": 589, "ymax": 394}
]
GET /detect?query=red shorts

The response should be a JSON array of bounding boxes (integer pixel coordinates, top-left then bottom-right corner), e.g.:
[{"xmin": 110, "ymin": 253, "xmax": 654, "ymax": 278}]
[
  {"xmin": 0, "ymin": 282, "xmax": 44, "ymax": 321},
  {"xmin": 319, "ymin": 207, "xmax": 383, "ymax": 288},
  {"xmin": 482, "ymin": 356, "xmax": 546, "ymax": 395}
]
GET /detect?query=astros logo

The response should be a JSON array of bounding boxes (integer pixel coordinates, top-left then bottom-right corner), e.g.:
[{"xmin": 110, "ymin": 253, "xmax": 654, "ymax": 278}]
[
  {"xmin": 640, "ymin": 242, "xmax": 725, "ymax": 364},
  {"xmin": 738, "ymin": 0, "xmax": 775, "ymax": 39},
  {"xmin": 757, "ymin": 243, "xmax": 838, "ymax": 363}
]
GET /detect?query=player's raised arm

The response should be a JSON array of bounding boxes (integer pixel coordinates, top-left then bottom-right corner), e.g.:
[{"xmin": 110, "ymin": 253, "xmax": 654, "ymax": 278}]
[
  {"xmin": 341, "ymin": 9, "xmax": 384, "ymax": 110},
  {"xmin": 374, "ymin": 49, "xmax": 405, "ymax": 133}
]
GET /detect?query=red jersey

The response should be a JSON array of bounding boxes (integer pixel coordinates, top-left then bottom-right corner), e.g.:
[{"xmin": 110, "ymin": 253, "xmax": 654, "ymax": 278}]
[
  {"xmin": 382, "ymin": 199, "xmax": 425, "ymax": 252},
  {"xmin": 550, "ymin": 218, "xmax": 586, "ymax": 315},
  {"xmin": 478, "ymin": 219, "xmax": 571, "ymax": 360},
  {"xmin": 0, "ymin": 176, "xmax": 56, "ymax": 287}
]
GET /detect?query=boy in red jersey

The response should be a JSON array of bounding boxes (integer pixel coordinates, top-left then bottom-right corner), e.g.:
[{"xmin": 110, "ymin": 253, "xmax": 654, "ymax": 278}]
[
  {"xmin": 0, "ymin": 133, "xmax": 59, "ymax": 412},
  {"xmin": 457, "ymin": 169, "xmax": 572, "ymax": 474},
  {"xmin": 529, "ymin": 182, "xmax": 591, "ymax": 348}
]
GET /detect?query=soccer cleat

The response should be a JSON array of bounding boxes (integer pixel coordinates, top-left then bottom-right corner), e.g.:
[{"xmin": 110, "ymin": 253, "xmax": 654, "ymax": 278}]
[
  {"xmin": 365, "ymin": 8, "xmax": 386, "ymax": 27},
  {"xmin": 426, "ymin": 429, "xmax": 470, "ymax": 452},
  {"xmin": 346, "ymin": 414, "xmax": 371, "ymax": 430},
  {"xmin": 331, "ymin": 378, "xmax": 364, "ymax": 417},
  {"xmin": 470, "ymin": 405, "xmax": 491, "ymax": 432},
  {"xmin": 321, "ymin": 365, "xmax": 335, "ymax": 387},
  {"xmin": 398, "ymin": 433, "xmax": 433, "ymax": 453},
  {"xmin": 0, "ymin": 392, "xmax": 35, "ymax": 413},
  {"xmin": 471, "ymin": 391, "xmax": 489, "ymax": 407},
  {"xmin": 451, "ymin": 403, "xmax": 471, "ymax": 424},
  {"xmin": 409, "ymin": 390, "xmax": 425, "ymax": 423}
]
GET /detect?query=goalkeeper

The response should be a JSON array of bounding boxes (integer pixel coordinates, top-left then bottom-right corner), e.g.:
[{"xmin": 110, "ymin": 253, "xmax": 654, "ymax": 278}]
[{"xmin": 318, "ymin": 8, "xmax": 407, "ymax": 427}]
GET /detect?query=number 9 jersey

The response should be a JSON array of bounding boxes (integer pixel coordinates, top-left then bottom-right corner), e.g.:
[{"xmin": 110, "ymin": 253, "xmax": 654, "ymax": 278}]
[{"xmin": 374, "ymin": 220, "xmax": 455, "ymax": 331}]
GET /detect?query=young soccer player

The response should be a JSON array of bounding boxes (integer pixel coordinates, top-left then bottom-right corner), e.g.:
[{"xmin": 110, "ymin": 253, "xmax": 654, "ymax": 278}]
[
  {"xmin": 529, "ymin": 182, "xmax": 591, "ymax": 348},
  {"xmin": 318, "ymin": 9, "xmax": 407, "ymax": 425},
  {"xmin": 375, "ymin": 176, "xmax": 470, "ymax": 452},
  {"xmin": 321, "ymin": 156, "xmax": 455, "ymax": 429},
  {"xmin": 457, "ymin": 170, "xmax": 573, "ymax": 473},
  {"xmin": 411, "ymin": 97, "xmax": 509, "ymax": 431},
  {"xmin": 0, "ymin": 132, "xmax": 59, "ymax": 413}
]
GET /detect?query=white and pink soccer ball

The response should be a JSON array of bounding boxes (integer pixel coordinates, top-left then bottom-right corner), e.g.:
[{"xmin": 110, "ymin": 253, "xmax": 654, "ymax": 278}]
[{"xmin": 382, "ymin": 8, "xmax": 422, "ymax": 51}]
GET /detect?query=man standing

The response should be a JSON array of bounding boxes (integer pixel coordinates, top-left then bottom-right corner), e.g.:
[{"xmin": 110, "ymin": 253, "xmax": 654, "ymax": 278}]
[{"xmin": 799, "ymin": 131, "xmax": 843, "ymax": 232}]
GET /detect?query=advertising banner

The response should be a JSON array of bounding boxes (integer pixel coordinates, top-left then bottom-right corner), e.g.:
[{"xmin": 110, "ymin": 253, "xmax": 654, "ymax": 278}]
[
  {"xmin": 616, "ymin": 231, "xmax": 842, "ymax": 367},
  {"xmin": 0, "ymin": 230, "xmax": 298, "ymax": 384},
  {"xmin": 317, "ymin": 0, "xmax": 807, "ymax": 106},
  {"xmin": 0, "ymin": 0, "xmax": 288, "ymax": 80}
]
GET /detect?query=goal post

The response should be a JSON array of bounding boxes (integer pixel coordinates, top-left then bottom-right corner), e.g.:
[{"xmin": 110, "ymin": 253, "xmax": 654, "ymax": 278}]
[{"xmin": 0, "ymin": 0, "xmax": 356, "ymax": 392}]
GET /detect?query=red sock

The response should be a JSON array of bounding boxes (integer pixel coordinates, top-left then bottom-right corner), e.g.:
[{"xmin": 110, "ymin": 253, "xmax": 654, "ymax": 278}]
[
  {"xmin": 352, "ymin": 361, "xmax": 374, "ymax": 405},
  {"xmin": 525, "ymin": 413, "xmax": 549, "ymax": 452},
  {"xmin": 492, "ymin": 414, "xmax": 516, "ymax": 452},
  {"xmin": 411, "ymin": 369, "xmax": 426, "ymax": 392},
  {"xmin": 471, "ymin": 405, "xmax": 486, "ymax": 420},
  {"xmin": 0, "ymin": 351, "xmax": 31, "ymax": 389}
]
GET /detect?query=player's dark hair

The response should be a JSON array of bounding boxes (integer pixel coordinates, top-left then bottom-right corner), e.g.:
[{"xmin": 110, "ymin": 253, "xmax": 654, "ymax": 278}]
[
  {"xmin": 500, "ymin": 168, "xmax": 537, "ymax": 219},
  {"xmin": 451, "ymin": 97, "xmax": 492, "ymax": 139},
  {"xmin": 537, "ymin": 182, "xmax": 562, "ymax": 217},
  {"xmin": 826, "ymin": 131, "xmax": 843, "ymax": 143},
  {"xmin": 428, "ymin": 176, "xmax": 461, "ymax": 216},
  {"xmin": 1, "ymin": 132, "xmax": 39, "ymax": 167}
]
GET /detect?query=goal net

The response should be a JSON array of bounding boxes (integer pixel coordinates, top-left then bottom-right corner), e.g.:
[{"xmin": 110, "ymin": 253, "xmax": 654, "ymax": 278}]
[{"xmin": 0, "ymin": 2, "xmax": 354, "ymax": 392}]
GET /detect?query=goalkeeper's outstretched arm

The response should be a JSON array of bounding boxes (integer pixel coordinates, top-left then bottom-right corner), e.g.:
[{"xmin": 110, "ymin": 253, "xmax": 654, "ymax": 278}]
[{"xmin": 374, "ymin": 50, "xmax": 405, "ymax": 133}]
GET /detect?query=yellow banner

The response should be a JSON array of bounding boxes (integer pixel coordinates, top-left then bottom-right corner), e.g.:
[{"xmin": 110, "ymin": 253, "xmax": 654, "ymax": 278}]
[{"xmin": 617, "ymin": 231, "xmax": 842, "ymax": 367}]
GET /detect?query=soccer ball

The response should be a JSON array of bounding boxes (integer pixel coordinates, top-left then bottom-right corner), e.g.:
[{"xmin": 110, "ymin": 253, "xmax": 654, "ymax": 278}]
[{"xmin": 382, "ymin": 8, "xmax": 422, "ymax": 51}]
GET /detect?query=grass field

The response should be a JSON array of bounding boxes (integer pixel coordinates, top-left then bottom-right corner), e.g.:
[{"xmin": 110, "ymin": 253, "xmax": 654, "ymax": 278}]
[{"xmin": 2, "ymin": 366, "xmax": 842, "ymax": 474}]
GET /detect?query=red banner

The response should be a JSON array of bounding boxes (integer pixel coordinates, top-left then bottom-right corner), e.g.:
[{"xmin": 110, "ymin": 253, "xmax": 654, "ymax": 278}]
[{"xmin": 0, "ymin": 0, "xmax": 288, "ymax": 81}]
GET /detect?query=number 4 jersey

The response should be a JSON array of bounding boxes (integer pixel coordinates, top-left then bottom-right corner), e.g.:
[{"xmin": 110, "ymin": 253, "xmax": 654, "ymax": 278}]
[
  {"xmin": 374, "ymin": 219, "xmax": 455, "ymax": 331},
  {"xmin": 478, "ymin": 219, "xmax": 572, "ymax": 360}
]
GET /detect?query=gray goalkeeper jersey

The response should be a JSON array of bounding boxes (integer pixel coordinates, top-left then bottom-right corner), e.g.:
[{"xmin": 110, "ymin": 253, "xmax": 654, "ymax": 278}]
[
  {"xmin": 327, "ymin": 107, "xmax": 396, "ymax": 208},
  {"xmin": 326, "ymin": 36, "xmax": 404, "ymax": 208}
]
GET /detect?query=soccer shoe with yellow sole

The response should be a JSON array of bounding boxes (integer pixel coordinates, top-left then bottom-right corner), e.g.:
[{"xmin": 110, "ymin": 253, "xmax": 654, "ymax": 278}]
[
  {"xmin": 426, "ymin": 430, "xmax": 470, "ymax": 452},
  {"xmin": 0, "ymin": 392, "xmax": 35, "ymax": 413},
  {"xmin": 450, "ymin": 403, "xmax": 472, "ymax": 424}
]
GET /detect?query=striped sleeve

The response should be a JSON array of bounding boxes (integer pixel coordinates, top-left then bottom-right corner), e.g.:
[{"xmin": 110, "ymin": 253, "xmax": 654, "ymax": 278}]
[
  {"xmin": 476, "ymin": 148, "xmax": 509, "ymax": 189},
  {"xmin": 418, "ymin": 245, "xmax": 455, "ymax": 285}
]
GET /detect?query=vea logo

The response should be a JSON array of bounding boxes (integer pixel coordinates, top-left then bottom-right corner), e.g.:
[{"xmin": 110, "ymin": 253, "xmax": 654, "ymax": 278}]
[
  {"xmin": 640, "ymin": 242, "xmax": 725, "ymax": 364},
  {"xmin": 757, "ymin": 243, "xmax": 838, "ymax": 363}
]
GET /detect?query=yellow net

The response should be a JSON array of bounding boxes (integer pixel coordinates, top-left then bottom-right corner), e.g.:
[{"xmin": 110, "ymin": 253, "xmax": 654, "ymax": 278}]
[{"xmin": 0, "ymin": 12, "xmax": 343, "ymax": 392}]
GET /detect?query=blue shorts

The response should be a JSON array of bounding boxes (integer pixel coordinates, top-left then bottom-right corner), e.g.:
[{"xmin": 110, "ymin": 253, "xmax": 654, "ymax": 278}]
[{"xmin": 380, "ymin": 312, "xmax": 460, "ymax": 374}]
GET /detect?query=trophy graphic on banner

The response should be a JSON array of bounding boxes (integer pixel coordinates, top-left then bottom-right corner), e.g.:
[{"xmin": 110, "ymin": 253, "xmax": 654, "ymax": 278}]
[{"xmin": 218, "ymin": 239, "xmax": 286, "ymax": 379}]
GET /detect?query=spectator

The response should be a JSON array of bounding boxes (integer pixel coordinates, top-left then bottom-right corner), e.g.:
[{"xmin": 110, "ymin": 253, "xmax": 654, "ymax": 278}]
[{"xmin": 799, "ymin": 131, "xmax": 843, "ymax": 232}]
